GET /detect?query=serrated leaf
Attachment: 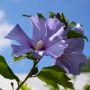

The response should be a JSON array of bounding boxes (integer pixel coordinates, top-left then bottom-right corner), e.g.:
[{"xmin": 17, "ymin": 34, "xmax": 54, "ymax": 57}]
[
  {"xmin": 38, "ymin": 71, "xmax": 59, "ymax": 90},
  {"xmin": 49, "ymin": 12, "xmax": 55, "ymax": 18},
  {"xmin": 37, "ymin": 65, "xmax": 74, "ymax": 90},
  {"xmin": 0, "ymin": 55, "xmax": 20, "ymax": 83},
  {"xmin": 67, "ymin": 30, "xmax": 88, "ymax": 41},
  {"xmin": 37, "ymin": 13, "xmax": 44, "ymax": 19},
  {"xmin": 14, "ymin": 56, "xmax": 25, "ymax": 62}
]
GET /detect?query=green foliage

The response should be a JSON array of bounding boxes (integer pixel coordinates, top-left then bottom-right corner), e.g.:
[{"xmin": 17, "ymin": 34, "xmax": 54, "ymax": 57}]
[
  {"xmin": 68, "ymin": 22, "xmax": 77, "ymax": 27},
  {"xmin": 21, "ymin": 83, "xmax": 32, "ymax": 90},
  {"xmin": 84, "ymin": 83, "xmax": 90, "ymax": 90},
  {"xmin": 37, "ymin": 65, "xmax": 74, "ymax": 90},
  {"xmin": 26, "ymin": 52, "xmax": 37, "ymax": 60},
  {"xmin": 37, "ymin": 13, "xmax": 44, "ymax": 19},
  {"xmin": 13, "ymin": 52, "xmax": 38, "ymax": 62},
  {"xmin": 49, "ymin": 12, "xmax": 68, "ymax": 27},
  {"xmin": 0, "ymin": 55, "xmax": 20, "ymax": 83},
  {"xmin": 67, "ymin": 30, "xmax": 88, "ymax": 41},
  {"xmin": 49, "ymin": 12, "xmax": 55, "ymax": 18},
  {"xmin": 14, "ymin": 56, "xmax": 25, "ymax": 62},
  {"xmin": 56, "ymin": 13, "xmax": 68, "ymax": 29},
  {"xmin": 60, "ymin": 13, "xmax": 68, "ymax": 24},
  {"xmin": 81, "ymin": 57, "xmax": 90, "ymax": 72}
]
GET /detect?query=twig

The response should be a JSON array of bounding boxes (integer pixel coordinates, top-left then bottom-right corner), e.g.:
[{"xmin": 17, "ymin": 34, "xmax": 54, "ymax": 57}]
[{"xmin": 16, "ymin": 56, "xmax": 42, "ymax": 90}]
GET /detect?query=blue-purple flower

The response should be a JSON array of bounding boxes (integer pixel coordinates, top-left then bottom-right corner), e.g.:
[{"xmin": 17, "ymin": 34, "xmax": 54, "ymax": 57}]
[
  {"xmin": 55, "ymin": 23, "xmax": 86, "ymax": 75},
  {"xmin": 5, "ymin": 13, "xmax": 86, "ymax": 75},
  {"xmin": 5, "ymin": 16, "xmax": 67, "ymax": 59}
]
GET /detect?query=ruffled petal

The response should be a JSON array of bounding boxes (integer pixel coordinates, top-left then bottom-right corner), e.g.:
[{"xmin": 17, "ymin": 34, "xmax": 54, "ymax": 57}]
[
  {"xmin": 11, "ymin": 45, "xmax": 31, "ymax": 57},
  {"xmin": 45, "ymin": 40, "xmax": 68, "ymax": 58},
  {"xmin": 30, "ymin": 16, "xmax": 47, "ymax": 45},
  {"xmin": 44, "ymin": 26, "xmax": 65, "ymax": 48},
  {"xmin": 56, "ymin": 52, "xmax": 86, "ymax": 75},
  {"xmin": 46, "ymin": 18, "xmax": 64, "ymax": 38},
  {"xmin": 5, "ymin": 24, "xmax": 32, "ymax": 48},
  {"xmin": 65, "ymin": 38, "xmax": 84, "ymax": 53}
]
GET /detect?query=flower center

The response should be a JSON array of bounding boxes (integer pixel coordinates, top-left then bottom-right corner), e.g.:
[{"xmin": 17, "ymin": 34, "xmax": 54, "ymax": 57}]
[{"xmin": 35, "ymin": 40, "xmax": 44, "ymax": 50}]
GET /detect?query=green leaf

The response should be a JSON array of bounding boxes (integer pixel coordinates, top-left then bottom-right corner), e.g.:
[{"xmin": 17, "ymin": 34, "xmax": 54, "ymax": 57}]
[
  {"xmin": 26, "ymin": 52, "xmax": 37, "ymax": 60},
  {"xmin": 68, "ymin": 22, "xmax": 77, "ymax": 27},
  {"xmin": 60, "ymin": 13, "xmax": 68, "ymax": 24},
  {"xmin": 49, "ymin": 12, "xmax": 55, "ymax": 18},
  {"xmin": 37, "ymin": 65, "xmax": 74, "ymax": 90},
  {"xmin": 37, "ymin": 13, "xmax": 44, "ymax": 19},
  {"xmin": 14, "ymin": 51, "xmax": 37, "ymax": 62},
  {"xmin": 21, "ymin": 83, "xmax": 32, "ymax": 90},
  {"xmin": 14, "ymin": 56, "xmax": 25, "ymax": 62},
  {"xmin": 67, "ymin": 30, "xmax": 88, "ymax": 41},
  {"xmin": 58, "ymin": 13, "xmax": 68, "ymax": 29},
  {"xmin": 84, "ymin": 83, "xmax": 90, "ymax": 90},
  {"xmin": 0, "ymin": 55, "xmax": 20, "ymax": 83}
]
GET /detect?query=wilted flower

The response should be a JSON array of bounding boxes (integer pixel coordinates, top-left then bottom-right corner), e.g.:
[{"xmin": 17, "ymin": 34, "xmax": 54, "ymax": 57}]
[
  {"xmin": 55, "ymin": 23, "xmax": 86, "ymax": 75},
  {"xmin": 5, "ymin": 16, "xmax": 67, "ymax": 59}
]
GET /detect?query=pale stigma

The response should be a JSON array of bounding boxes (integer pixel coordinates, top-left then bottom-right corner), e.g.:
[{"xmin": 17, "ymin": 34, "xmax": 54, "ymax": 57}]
[{"xmin": 35, "ymin": 40, "xmax": 44, "ymax": 50}]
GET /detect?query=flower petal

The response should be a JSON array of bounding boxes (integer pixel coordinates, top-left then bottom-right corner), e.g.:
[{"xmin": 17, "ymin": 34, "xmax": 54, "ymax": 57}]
[
  {"xmin": 11, "ymin": 45, "xmax": 31, "ymax": 57},
  {"xmin": 65, "ymin": 38, "xmax": 84, "ymax": 53},
  {"xmin": 56, "ymin": 52, "xmax": 86, "ymax": 75},
  {"xmin": 46, "ymin": 18, "xmax": 64, "ymax": 38},
  {"xmin": 44, "ymin": 26, "xmax": 65, "ymax": 48},
  {"xmin": 45, "ymin": 40, "xmax": 68, "ymax": 58},
  {"xmin": 71, "ymin": 23, "xmax": 83, "ymax": 34},
  {"xmin": 5, "ymin": 24, "xmax": 32, "ymax": 48},
  {"xmin": 30, "ymin": 16, "xmax": 47, "ymax": 45},
  {"xmin": 49, "ymin": 26, "xmax": 65, "ymax": 41},
  {"xmin": 33, "ymin": 51, "xmax": 43, "ymax": 59}
]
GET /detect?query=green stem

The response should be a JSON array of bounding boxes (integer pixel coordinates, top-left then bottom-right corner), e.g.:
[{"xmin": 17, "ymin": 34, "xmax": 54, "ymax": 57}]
[
  {"xmin": 16, "ymin": 64, "xmax": 35, "ymax": 90},
  {"xmin": 16, "ymin": 57, "xmax": 42, "ymax": 90}
]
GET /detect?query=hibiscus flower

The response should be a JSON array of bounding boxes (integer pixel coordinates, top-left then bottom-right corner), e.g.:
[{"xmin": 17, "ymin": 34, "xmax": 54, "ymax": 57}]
[
  {"xmin": 55, "ymin": 23, "xmax": 86, "ymax": 75},
  {"xmin": 5, "ymin": 16, "xmax": 67, "ymax": 59}
]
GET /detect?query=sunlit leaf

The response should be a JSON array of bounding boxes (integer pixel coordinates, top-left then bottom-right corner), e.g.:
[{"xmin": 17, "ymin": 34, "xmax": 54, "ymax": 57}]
[
  {"xmin": 21, "ymin": 83, "xmax": 32, "ymax": 90},
  {"xmin": 57, "ymin": 13, "xmax": 68, "ymax": 29},
  {"xmin": 84, "ymin": 83, "xmax": 90, "ymax": 90},
  {"xmin": 0, "ymin": 55, "xmax": 20, "ymax": 83},
  {"xmin": 14, "ymin": 52, "xmax": 37, "ymax": 62},
  {"xmin": 68, "ymin": 22, "xmax": 77, "ymax": 27},
  {"xmin": 14, "ymin": 56, "xmax": 25, "ymax": 62},
  {"xmin": 67, "ymin": 30, "xmax": 88, "ymax": 41},
  {"xmin": 60, "ymin": 13, "xmax": 68, "ymax": 24},
  {"xmin": 37, "ymin": 65, "xmax": 74, "ymax": 90}
]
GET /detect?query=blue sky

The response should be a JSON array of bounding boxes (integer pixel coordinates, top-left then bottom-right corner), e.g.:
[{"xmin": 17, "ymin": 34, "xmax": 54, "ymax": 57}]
[{"xmin": 0, "ymin": 0, "xmax": 90, "ymax": 73}]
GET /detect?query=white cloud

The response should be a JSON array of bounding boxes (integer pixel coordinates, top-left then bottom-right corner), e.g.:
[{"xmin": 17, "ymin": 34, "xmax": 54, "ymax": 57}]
[
  {"xmin": 0, "ymin": 73, "xmax": 90, "ymax": 90},
  {"xmin": 0, "ymin": 75, "xmax": 17, "ymax": 90},
  {"xmin": 0, "ymin": 9, "xmax": 14, "ymax": 49},
  {"xmin": 18, "ymin": 74, "xmax": 49, "ymax": 90}
]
